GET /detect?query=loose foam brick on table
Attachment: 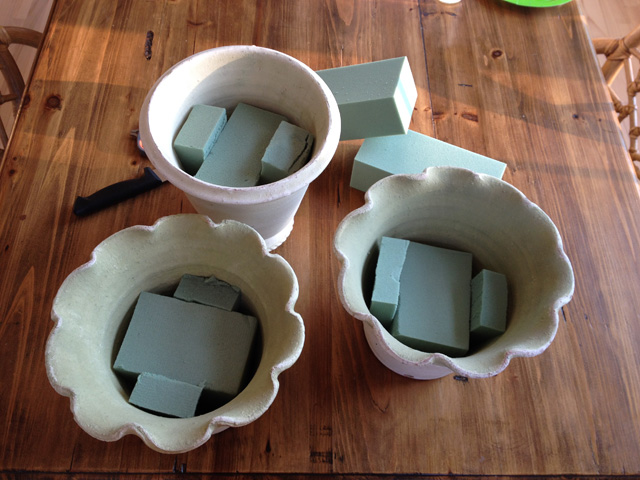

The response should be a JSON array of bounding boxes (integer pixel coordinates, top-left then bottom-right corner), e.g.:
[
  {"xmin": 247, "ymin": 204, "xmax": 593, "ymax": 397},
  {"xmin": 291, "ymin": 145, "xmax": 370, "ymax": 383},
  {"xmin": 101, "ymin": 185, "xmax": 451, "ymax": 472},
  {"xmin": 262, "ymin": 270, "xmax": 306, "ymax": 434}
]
[
  {"xmin": 129, "ymin": 372, "xmax": 204, "ymax": 418},
  {"xmin": 470, "ymin": 269, "xmax": 508, "ymax": 339},
  {"xmin": 391, "ymin": 241, "xmax": 472, "ymax": 356},
  {"xmin": 316, "ymin": 57, "xmax": 417, "ymax": 141},
  {"xmin": 350, "ymin": 130, "xmax": 507, "ymax": 192},
  {"xmin": 114, "ymin": 292, "xmax": 258, "ymax": 401},
  {"xmin": 173, "ymin": 274, "xmax": 241, "ymax": 311},
  {"xmin": 173, "ymin": 104, "xmax": 227, "ymax": 175},
  {"xmin": 260, "ymin": 121, "xmax": 314, "ymax": 184},
  {"xmin": 370, "ymin": 236, "xmax": 410, "ymax": 328},
  {"xmin": 195, "ymin": 103, "xmax": 287, "ymax": 187}
]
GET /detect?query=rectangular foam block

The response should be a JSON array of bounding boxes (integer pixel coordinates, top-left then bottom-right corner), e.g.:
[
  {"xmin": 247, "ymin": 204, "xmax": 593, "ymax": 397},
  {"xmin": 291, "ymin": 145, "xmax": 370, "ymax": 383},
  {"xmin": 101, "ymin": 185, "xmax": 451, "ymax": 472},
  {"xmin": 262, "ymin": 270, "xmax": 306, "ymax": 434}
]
[
  {"xmin": 173, "ymin": 274, "xmax": 241, "ymax": 311},
  {"xmin": 113, "ymin": 292, "xmax": 258, "ymax": 402},
  {"xmin": 260, "ymin": 121, "xmax": 314, "ymax": 184},
  {"xmin": 391, "ymin": 241, "xmax": 472, "ymax": 356},
  {"xmin": 470, "ymin": 269, "xmax": 508, "ymax": 339},
  {"xmin": 370, "ymin": 236, "xmax": 410, "ymax": 328},
  {"xmin": 173, "ymin": 104, "xmax": 227, "ymax": 175},
  {"xmin": 350, "ymin": 130, "xmax": 507, "ymax": 192},
  {"xmin": 128, "ymin": 372, "xmax": 204, "ymax": 418},
  {"xmin": 195, "ymin": 103, "xmax": 287, "ymax": 187},
  {"xmin": 316, "ymin": 57, "xmax": 418, "ymax": 140}
]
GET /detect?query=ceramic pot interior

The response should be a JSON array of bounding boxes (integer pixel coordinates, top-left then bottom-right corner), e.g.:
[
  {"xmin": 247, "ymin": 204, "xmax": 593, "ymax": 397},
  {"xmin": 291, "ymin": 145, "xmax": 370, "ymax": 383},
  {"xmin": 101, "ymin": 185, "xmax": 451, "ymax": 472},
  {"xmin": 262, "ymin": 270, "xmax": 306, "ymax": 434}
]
[
  {"xmin": 144, "ymin": 46, "xmax": 336, "ymax": 192},
  {"xmin": 344, "ymin": 171, "xmax": 569, "ymax": 362}
]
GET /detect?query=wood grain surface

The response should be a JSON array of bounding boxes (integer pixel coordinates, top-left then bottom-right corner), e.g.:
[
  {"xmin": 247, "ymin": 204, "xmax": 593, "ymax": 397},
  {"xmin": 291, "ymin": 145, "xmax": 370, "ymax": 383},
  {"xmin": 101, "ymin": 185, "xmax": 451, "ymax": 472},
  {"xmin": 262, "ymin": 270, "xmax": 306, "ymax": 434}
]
[{"xmin": 1, "ymin": 0, "xmax": 639, "ymax": 477}]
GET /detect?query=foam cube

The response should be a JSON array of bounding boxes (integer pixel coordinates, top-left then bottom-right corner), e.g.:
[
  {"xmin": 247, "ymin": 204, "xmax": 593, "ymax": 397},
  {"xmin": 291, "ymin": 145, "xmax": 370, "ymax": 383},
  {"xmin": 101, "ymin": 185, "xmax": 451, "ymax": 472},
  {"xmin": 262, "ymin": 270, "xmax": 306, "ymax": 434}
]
[
  {"xmin": 316, "ymin": 57, "xmax": 418, "ymax": 140},
  {"xmin": 173, "ymin": 274, "xmax": 241, "ymax": 311},
  {"xmin": 260, "ymin": 121, "xmax": 314, "ymax": 184},
  {"xmin": 370, "ymin": 236, "xmax": 410, "ymax": 327},
  {"xmin": 113, "ymin": 292, "xmax": 257, "ymax": 403},
  {"xmin": 350, "ymin": 130, "xmax": 507, "ymax": 192},
  {"xmin": 128, "ymin": 372, "xmax": 204, "ymax": 418},
  {"xmin": 173, "ymin": 104, "xmax": 227, "ymax": 175},
  {"xmin": 391, "ymin": 241, "xmax": 472, "ymax": 356},
  {"xmin": 470, "ymin": 269, "xmax": 508, "ymax": 339},
  {"xmin": 195, "ymin": 103, "xmax": 286, "ymax": 187}
]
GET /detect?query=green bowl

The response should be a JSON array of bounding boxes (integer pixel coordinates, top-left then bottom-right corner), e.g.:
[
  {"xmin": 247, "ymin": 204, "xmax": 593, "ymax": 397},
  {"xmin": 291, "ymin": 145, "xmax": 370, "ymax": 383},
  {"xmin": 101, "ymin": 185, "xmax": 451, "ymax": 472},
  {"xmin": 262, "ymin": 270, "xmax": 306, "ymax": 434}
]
[{"xmin": 503, "ymin": 0, "xmax": 571, "ymax": 6}]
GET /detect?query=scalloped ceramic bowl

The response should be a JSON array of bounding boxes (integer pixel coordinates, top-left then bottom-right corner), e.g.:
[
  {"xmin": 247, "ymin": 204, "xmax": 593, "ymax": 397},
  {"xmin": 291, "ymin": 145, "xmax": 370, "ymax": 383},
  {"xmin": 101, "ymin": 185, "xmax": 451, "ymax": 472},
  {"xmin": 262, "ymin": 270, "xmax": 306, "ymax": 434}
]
[
  {"xmin": 45, "ymin": 214, "xmax": 304, "ymax": 453},
  {"xmin": 334, "ymin": 167, "xmax": 574, "ymax": 380},
  {"xmin": 139, "ymin": 45, "xmax": 341, "ymax": 250}
]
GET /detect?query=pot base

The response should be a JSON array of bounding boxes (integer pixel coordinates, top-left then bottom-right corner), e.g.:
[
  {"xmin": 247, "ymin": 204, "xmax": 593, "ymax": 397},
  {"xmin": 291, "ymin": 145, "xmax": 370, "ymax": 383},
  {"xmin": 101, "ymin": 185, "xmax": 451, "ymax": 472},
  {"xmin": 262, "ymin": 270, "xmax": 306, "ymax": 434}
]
[{"xmin": 264, "ymin": 218, "xmax": 294, "ymax": 250}]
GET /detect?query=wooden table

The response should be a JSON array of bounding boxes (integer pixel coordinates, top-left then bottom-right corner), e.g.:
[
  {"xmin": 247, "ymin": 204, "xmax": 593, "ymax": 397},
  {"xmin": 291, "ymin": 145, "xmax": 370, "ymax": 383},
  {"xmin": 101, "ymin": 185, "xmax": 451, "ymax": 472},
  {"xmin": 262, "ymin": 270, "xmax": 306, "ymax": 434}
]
[{"xmin": 1, "ymin": 0, "xmax": 639, "ymax": 477}]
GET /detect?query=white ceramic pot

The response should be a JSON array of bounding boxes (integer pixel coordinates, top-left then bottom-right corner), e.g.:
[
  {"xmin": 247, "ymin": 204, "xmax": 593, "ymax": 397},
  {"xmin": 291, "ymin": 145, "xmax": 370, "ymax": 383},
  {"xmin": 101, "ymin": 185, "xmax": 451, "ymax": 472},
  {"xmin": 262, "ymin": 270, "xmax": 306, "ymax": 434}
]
[
  {"xmin": 139, "ymin": 46, "xmax": 341, "ymax": 249},
  {"xmin": 46, "ymin": 215, "xmax": 305, "ymax": 453},
  {"xmin": 334, "ymin": 167, "xmax": 575, "ymax": 380}
]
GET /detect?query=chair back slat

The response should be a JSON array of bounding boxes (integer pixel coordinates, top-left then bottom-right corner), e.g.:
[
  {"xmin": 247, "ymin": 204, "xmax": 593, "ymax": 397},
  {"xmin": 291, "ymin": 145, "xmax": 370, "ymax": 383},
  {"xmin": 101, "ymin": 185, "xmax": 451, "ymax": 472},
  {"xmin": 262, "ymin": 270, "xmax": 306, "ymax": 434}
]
[
  {"xmin": 594, "ymin": 24, "xmax": 640, "ymax": 178},
  {"xmin": 0, "ymin": 26, "xmax": 42, "ymax": 151}
]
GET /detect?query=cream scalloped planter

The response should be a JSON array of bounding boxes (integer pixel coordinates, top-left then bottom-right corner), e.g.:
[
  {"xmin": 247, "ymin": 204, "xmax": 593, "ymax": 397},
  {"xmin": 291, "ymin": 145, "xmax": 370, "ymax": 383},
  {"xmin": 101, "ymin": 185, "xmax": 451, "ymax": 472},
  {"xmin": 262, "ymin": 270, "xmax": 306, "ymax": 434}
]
[
  {"xmin": 334, "ymin": 167, "xmax": 575, "ymax": 380},
  {"xmin": 46, "ymin": 214, "xmax": 304, "ymax": 453}
]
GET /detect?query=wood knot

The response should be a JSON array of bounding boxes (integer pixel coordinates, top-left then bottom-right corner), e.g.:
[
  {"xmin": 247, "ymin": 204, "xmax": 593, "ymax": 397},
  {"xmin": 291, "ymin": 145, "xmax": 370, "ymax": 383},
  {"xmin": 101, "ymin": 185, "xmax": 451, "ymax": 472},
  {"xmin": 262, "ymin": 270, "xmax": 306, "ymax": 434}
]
[
  {"xmin": 461, "ymin": 112, "xmax": 478, "ymax": 122},
  {"xmin": 144, "ymin": 31, "xmax": 154, "ymax": 60},
  {"xmin": 491, "ymin": 49, "xmax": 503, "ymax": 58},
  {"xmin": 45, "ymin": 94, "xmax": 62, "ymax": 110}
]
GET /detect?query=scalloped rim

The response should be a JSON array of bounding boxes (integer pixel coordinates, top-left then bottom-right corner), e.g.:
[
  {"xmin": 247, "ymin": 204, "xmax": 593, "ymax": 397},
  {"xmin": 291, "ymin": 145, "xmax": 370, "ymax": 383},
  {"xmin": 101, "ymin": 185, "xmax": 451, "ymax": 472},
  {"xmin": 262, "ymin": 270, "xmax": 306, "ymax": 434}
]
[
  {"xmin": 334, "ymin": 167, "xmax": 575, "ymax": 379},
  {"xmin": 46, "ymin": 214, "xmax": 304, "ymax": 453}
]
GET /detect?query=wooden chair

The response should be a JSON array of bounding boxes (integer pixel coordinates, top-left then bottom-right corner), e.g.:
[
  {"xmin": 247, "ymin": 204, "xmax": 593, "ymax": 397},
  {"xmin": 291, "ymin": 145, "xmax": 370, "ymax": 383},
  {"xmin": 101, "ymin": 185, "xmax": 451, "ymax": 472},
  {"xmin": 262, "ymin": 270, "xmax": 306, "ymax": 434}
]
[
  {"xmin": 593, "ymin": 24, "xmax": 640, "ymax": 179},
  {"xmin": 0, "ymin": 26, "xmax": 42, "ymax": 150}
]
